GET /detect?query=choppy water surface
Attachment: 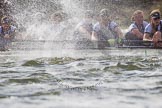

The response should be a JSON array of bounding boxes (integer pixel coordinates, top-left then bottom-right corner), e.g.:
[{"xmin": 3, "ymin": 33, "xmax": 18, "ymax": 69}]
[{"xmin": 0, "ymin": 49, "xmax": 162, "ymax": 108}]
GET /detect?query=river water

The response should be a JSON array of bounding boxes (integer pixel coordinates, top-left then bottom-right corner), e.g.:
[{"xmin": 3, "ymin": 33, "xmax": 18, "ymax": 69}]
[{"xmin": 0, "ymin": 47, "xmax": 162, "ymax": 108}]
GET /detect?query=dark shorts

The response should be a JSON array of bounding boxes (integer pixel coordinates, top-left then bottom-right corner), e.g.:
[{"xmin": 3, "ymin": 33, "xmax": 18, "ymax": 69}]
[
  {"xmin": 125, "ymin": 32, "xmax": 142, "ymax": 40},
  {"xmin": 124, "ymin": 32, "xmax": 143, "ymax": 46},
  {"xmin": 0, "ymin": 37, "xmax": 12, "ymax": 49}
]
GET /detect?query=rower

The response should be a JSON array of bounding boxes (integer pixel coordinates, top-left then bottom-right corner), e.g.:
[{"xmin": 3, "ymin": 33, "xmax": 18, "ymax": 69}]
[
  {"xmin": 0, "ymin": 16, "xmax": 16, "ymax": 50},
  {"xmin": 143, "ymin": 9, "xmax": 162, "ymax": 47},
  {"xmin": 125, "ymin": 10, "xmax": 148, "ymax": 42},
  {"xmin": 91, "ymin": 8, "xmax": 123, "ymax": 48},
  {"xmin": 50, "ymin": 11, "xmax": 64, "ymax": 25},
  {"xmin": 49, "ymin": 11, "xmax": 67, "ymax": 40},
  {"xmin": 74, "ymin": 10, "xmax": 94, "ymax": 41}
]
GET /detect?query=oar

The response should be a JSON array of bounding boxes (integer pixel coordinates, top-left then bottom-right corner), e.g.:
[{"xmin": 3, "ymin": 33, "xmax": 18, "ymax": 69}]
[
  {"xmin": 12, "ymin": 39, "xmax": 162, "ymax": 43},
  {"xmin": 12, "ymin": 39, "xmax": 162, "ymax": 49}
]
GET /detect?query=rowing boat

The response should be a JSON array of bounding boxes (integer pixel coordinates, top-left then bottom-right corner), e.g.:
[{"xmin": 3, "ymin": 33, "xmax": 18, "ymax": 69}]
[
  {"xmin": 1, "ymin": 40, "xmax": 161, "ymax": 59},
  {"xmin": 1, "ymin": 39, "xmax": 162, "ymax": 51}
]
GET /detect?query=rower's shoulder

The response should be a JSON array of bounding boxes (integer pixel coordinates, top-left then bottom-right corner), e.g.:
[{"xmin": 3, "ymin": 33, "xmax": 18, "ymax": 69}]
[
  {"xmin": 93, "ymin": 22, "xmax": 100, "ymax": 29},
  {"xmin": 93, "ymin": 22, "xmax": 99, "ymax": 26},
  {"xmin": 143, "ymin": 21, "xmax": 149, "ymax": 26},
  {"xmin": 10, "ymin": 25, "xmax": 17, "ymax": 31},
  {"xmin": 110, "ymin": 21, "xmax": 117, "ymax": 25},
  {"xmin": 0, "ymin": 26, "xmax": 2, "ymax": 32}
]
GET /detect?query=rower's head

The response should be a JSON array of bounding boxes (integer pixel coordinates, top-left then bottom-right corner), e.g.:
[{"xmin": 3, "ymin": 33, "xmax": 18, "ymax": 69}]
[
  {"xmin": 150, "ymin": 9, "xmax": 161, "ymax": 26},
  {"xmin": 131, "ymin": 10, "xmax": 144, "ymax": 24},
  {"xmin": 83, "ymin": 10, "xmax": 94, "ymax": 23},
  {"xmin": 1, "ymin": 16, "xmax": 11, "ymax": 30},
  {"xmin": 99, "ymin": 9, "xmax": 111, "ymax": 22},
  {"xmin": 50, "ymin": 11, "xmax": 64, "ymax": 24},
  {"xmin": 84, "ymin": 10, "xmax": 93, "ymax": 18}
]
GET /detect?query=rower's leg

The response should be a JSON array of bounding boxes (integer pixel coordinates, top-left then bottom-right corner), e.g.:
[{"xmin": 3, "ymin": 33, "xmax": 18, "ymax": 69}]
[{"xmin": 153, "ymin": 31, "xmax": 162, "ymax": 47}]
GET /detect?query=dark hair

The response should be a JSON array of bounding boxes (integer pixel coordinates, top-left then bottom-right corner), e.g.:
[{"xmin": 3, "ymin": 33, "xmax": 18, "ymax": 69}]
[
  {"xmin": 84, "ymin": 10, "xmax": 93, "ymax": 18},
  {"xmin": 99, "ymin": 9, "xmax": 110, "ymax": 17},
  {"xmin": 1, "ymin": 16, "xmax": 11, "ymax": 24}
]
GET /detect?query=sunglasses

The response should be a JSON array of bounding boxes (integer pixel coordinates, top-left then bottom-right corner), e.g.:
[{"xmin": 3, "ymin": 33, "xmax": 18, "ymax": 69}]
[
  {"xmin": 153, "ymin": 17, "xmax": 160, "ymax": 20},
  {"xmin": 100, "ymin": 14, "xmax": 108, "ymax": 18}
]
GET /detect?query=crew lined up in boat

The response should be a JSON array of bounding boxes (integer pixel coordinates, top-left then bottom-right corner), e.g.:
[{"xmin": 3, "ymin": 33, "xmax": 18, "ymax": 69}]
[
  {"xmin": 0, "ymin": 16, "xmax": 16, "ymax": 50},
  {"xmin": 91, "ymin": 8, "xmax": 123, "ymax": 48},
  {"xmin": 125, "ymin": 10, "xmax": 148, "ymax": 40},
  {"xmin": 143, "ymin": 9, "xmax": 162, "ymax": 47},
  {"xmin": 74, "ymin": 10, "xmax": 94, "ymax": 40}
]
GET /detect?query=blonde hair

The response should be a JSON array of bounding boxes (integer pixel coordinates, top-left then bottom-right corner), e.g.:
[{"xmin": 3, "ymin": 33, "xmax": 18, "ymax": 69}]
[
  {"xmin": 99, "ymin": 9, "xmax": 110, "ymax": 17},
  {"xmin": 131, "ymin": 10, "xmax": 144, "ymax": 21}
]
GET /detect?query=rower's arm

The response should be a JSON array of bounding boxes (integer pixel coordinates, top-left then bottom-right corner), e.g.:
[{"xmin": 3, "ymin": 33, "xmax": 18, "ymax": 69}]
[
  {"xmin": 10, "ymin": 31, "xmax": 16, "ymax": 38},
  {"xmin": 131, "ymin": 29, "xmax": 143, "ymax": 39},
  {"xmin": 79, "ymin": 26, "xmax": 92, "ymax": 36},
  {"xmin": 143, "ymin": 33, "xmax": 152, "ymax": 41},
  {"xmin": 0, "ymin": 33, "xmax": 3, "ymax": 38},
  {"xmin": 114, "ymin": 27, "xmax": 123, "ymax": 38},
  {"xmin": 91, "ymin": 31, "xmax": 98, "ymax": 41},
  {"xmin": 3, "ymin": 29, "xmax": 17, "ymax": 40}
]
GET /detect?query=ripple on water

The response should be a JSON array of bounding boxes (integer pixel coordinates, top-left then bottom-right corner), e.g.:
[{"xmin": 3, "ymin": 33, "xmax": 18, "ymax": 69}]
[
  {"xmin": 21, "ymin": 57, "xmax": 85, "ymax": 67},
  {"xmin": 7, "ymin": 78, "xmax": 41, "ymax": 84},
  {"xmin": 1, "ymin": 54, "xmax": 162, "ymax": 108}
]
